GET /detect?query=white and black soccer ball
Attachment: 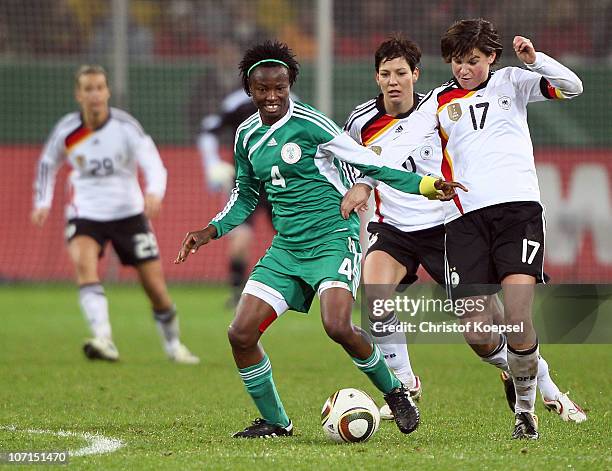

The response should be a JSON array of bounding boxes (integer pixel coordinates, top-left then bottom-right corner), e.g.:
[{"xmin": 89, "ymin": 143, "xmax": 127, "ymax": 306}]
[{"xmin": 321, "ymin": 388, "xmax": 380, "ymax": 443}]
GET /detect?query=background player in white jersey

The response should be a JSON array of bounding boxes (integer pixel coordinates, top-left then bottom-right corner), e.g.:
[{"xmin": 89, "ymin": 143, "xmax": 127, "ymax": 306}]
[
  {"xmin": 378, "ymin": 19, "xmax": 584, "ymax": 439},
  {"xmin": 31, "ymin": 65, "xmax": 199, "ymax": 364},
  {"xmin": 196, "ymin": 85, "xmax": 274, "ymax": 307},
  {"xmin": 175, "ymin": 41, "xmax": 464, "ymax": 439},
  {"xmin": 342, "ymin": 35, "xmax": 586, "ymax": 425}
]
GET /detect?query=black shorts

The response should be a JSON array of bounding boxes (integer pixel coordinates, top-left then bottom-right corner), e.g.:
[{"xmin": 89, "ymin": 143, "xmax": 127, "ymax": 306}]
[
  {"xmin": 367, "ymin": 222, "xmax": 446, "ymax": 288},
  {"xmin": 444, "ymin": 201, "xmax": 546, "ymax": 298},
  {"xmin": 65, "ymin": 213, "xmax": 159, "ymax": 266}
]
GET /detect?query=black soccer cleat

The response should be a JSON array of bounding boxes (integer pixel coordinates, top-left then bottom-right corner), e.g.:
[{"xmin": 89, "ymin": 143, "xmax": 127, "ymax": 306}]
[
  {"xmin": 383, "ymin": 386, "xmax": 420, "ymax": 434},
  {"xmin": 232, "ymin": 418, "xmax": 293, "ymax": 439},
  {"xmin": 500, "ymin": 371, "xmax": 516, "ymax": 413},
  {"xmin": 512, "ymin": 412, "xmax": 539, "ymax": 440}
]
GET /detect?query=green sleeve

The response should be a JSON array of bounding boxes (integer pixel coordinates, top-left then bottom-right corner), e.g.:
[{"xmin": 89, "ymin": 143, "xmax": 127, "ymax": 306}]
[
  {"xmin": 209, "ymin": 145, "xmax": 260, "ymax": 238},
  {"xmin": 316, "ymin": 132, "xmax": 424, "ymax": 194}
]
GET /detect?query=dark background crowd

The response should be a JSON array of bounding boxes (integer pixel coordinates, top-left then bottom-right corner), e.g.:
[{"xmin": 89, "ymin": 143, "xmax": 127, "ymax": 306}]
[{"xmin": 0, "ymin": 0, "xmax": 609, "ymax": 61}]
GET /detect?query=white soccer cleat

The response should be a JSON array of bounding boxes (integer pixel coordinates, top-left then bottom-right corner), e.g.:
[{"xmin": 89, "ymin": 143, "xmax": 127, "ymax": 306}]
[
  {"xmin": 168, "ymin": 343, "xmax": 200, "ymax": 365},
  {"xmin": 380, "ymin": 404, "xmax": 393, "ymax": 420},
  {"xmin": 83, "ymin": 337, "xmax": 119, "ymax": 362},
  {"xmin": 543, "ymin": 392, "xmax": 587, "ymax": 423},
  {"xmin": 380, "ymin": 376, "xmax": 422, "ymax": 420},
  {"xmin": 408, "ymin": 376, "xmax": 423, "ymax": 402}
]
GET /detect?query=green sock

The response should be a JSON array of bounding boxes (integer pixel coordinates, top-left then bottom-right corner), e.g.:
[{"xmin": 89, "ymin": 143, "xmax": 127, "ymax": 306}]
[
  {"xmin": 238, "ymin": 354, "xmax": 290, "ymax": 427},
  {"xmin": 352, "ymin": 345, "xmax": 401, "ymax": 394}
]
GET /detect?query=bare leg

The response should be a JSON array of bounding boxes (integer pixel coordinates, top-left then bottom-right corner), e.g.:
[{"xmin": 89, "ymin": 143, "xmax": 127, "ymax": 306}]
[{"xmin": 320, "ymin": 287, "xmax": 372, "ymax": 359}]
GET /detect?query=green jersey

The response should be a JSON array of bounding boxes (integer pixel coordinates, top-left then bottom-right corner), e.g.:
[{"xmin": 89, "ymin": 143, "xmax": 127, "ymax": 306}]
[{"xmin": 210, "ymin": 100, "xmax": 427, "ymax": 249}]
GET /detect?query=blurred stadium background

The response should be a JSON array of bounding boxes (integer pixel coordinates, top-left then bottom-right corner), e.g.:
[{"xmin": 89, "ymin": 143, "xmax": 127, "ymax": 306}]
[{"xmin": 0, "ymin": 0, "xmax": 610, "ymax": 283}]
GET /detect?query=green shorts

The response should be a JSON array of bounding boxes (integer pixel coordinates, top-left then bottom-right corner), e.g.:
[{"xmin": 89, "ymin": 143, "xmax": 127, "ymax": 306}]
[{"xmin": 244, "ymin": 236, "xmax": 362, "ymax": 314}]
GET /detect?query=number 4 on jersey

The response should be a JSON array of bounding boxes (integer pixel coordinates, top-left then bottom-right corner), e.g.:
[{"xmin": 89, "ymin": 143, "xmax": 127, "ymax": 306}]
[
  {"xmin": 271, "ymin": 165, "xmax": 286, "ymax": 188},
  {"xmin": 338, "ymin": 258, "xmax": 352, "ymax": 280}
]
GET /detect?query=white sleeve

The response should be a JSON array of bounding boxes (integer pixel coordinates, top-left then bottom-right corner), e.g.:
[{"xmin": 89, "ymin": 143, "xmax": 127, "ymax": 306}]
[
  {"xmin": 33, "ymin": 122, "xmax": 66, "ymax": 209},
  {"xmin": 197, "ymin": 114, "xmax": 222, "ymax": 169},
  {"xmin": 514, "ymin": 52, "xmax": 583, "ymax": 102},
  {"xmin": 378, "ymin": 95, "xmax": 440, "ymax": 168},
  {"xmin": 343, "ymin": 115, "xmax": 377, "ymax": 188},
  {"xmin": 355, "ymin": 176, "xmax": 378, "ymax": 189},
  {"xmin": 129, "ymin": 127, "xmax": 167, "ymax": 198}
]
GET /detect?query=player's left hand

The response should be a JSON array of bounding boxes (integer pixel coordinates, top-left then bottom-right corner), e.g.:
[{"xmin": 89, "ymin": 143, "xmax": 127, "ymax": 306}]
[
  {"xmin": 434, "ymin": 179, "xmax": 468, "ymax": 201},
  {"xmin": 144, "ymin": 194, "xmax": 162, "ymax": 219},
  {"xmin": 513, "ymin": 36, "xmax": 537, "ymax": 65},
  {"xmin": 341, "ymin": 183, "xmax": 372, "ymax": 219}
]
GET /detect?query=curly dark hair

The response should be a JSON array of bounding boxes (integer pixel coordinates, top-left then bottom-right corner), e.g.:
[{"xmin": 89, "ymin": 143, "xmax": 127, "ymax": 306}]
[
  {"xmin": 441, "ymin": 18, "xmax": 503, "ymax": 65},
  {"xmin": 374, "ymin": 33, "xmax": 421, "ymax": 72},
  {"xmin": 239, "ymin": 41, "xmax": 299, "ymax": 95}
]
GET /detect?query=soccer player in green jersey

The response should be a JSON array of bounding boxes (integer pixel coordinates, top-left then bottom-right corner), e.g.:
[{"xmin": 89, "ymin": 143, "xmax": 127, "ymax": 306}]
[{"xmin": 175, "ymin": 41, "xmax": 465, "ymax": 438}]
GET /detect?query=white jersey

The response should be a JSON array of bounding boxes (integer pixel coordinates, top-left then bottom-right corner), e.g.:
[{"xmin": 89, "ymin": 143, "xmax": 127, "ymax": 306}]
[
  {"xmin": 34, "ymin": 107, "xmax": 167, "ymax": 221},
  {"xmin": 344, "ymin": 93, "xmax": 444, "ymax": 232},
  {"xmin": 387, "ymin": 52, "xmax": 583, "ymax": 223}
]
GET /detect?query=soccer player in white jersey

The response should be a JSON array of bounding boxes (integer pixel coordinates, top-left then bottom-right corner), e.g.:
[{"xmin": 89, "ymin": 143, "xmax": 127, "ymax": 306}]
[
  {"xmin": 31, "ymin": 65, "xmax": 199, "ymax": 365},
  {"xmin": 342, "ymin": 35, "xmax": 587, "ymax": 426},
  {"xmin": 375, "ymin": 20, "xmax": 584, "ymax": 439}
]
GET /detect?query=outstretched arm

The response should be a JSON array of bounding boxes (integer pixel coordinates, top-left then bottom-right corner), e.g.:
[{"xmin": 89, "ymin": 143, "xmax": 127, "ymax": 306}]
[
  {"xmin": 318, "ymin": 132, "xmax": 466, "ymax": 199},
  {"xmin": 514, "ymin": 36, "xmax": 583, "ymax": 99}
]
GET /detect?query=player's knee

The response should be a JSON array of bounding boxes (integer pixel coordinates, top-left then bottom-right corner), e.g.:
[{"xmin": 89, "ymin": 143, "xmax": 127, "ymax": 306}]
[
  {"xmin": 469, "ymin": 342, "xmax": 498, "ymax": 357},
  {"xmin": 73, "ymin": 260, "xmax": 96, "ymax": 280},
  {"xmin": 227, "ymin": 324, "xmax": 257, "ymax": 351},
  {"xmin": 322, "ymin": 317, "xmax": 353, "ymax": 344}
]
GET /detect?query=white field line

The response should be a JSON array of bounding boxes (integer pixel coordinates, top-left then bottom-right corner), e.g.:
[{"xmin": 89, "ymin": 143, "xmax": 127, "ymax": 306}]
[{"xmin": 1, "ymin": 425, "xmax": 124, "ymax": 457}]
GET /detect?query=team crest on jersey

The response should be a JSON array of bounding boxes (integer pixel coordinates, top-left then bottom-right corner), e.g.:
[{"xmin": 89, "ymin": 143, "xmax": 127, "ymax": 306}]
[
  {"xmin": 420, "ymin": 146, "xmax": 433, "ymax": 160},
  {"xmin": 450, "ymin": 269, "xmax": 460, "ymax": 288},
  {"xmin": 75, "ymin": 155, "xmax": 86, "ymax": 168},
  {"xmin": 281, "ymin": 142, "xmax": 301, "ymax": 164},
  {"xmin": 447, "ymin": 103, "xmax": 462, "ymax": 121},
  {"xmin": 369, "ymin": 145, "xmax": 382, "ymax": 155},
  {"xmin": 498, "ymin": 96, "xmax": 512, "ymax": 110}
]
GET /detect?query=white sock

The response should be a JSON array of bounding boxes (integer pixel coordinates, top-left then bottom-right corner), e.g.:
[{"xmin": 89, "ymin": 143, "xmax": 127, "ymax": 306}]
[
  {"xmin": 370, "ymin": 313, "xmax": 416, "ymax": 388},
  {"xmin": 79, "ymin": 283, "xmax": 112, "ymax": 340},
  {"xmin": 480, "ymin": 334, "xmax": 510, "ymax": 374},
  {"xmin": 537, "ymin": 355, "xmax": 562, "ymax": 401},
  {"xmin": 507, "ymin": 344, "xmax": 539, "ymax": 413},
  {"xmin": 154, "ymin": 307, "xmax": 180, "ymax": 353}
]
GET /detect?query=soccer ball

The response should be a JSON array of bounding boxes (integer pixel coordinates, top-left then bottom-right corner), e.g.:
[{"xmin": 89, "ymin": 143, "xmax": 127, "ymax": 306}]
[
  {"xmin": 321, "ymin": 388, "xmax": 380, "ymax": 443},
  {"xmin": 207, "ymin": 161, "xmax": 235, "ymax": 192}
]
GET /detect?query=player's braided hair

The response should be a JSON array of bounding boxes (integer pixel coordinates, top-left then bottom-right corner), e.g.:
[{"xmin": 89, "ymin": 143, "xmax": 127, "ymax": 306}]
[
  {"xmin": 441, "ymin": 18, "xmax": 503, "ymax": 65},
  {"xmin": 375, "ymin": 34, "xmax": 422, "ymax": 72},
  {"xmin": 239, "ymin": 41, "xmax": 299, "ymax": 95}
]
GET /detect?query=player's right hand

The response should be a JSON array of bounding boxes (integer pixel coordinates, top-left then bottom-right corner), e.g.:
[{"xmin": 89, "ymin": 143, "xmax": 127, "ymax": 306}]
[
  {"xmin": 341, "ymin": 183, "xmax": 372, "ymax": 219},
  {"xmin": 174, "ymin": 225, "xmax": 218, "ymax": 264},
  {"xmin": 434, "ymin": 179, "xmax": 468, "ymax": 201},
  {"xmin": 31, "ymin": 207, "xmax": 50, "ymax": 227}
]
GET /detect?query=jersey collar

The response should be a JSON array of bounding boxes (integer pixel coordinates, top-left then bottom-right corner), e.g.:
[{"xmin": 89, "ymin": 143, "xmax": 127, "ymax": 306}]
[
  {"xmin": 376, "ymin": 92, "xmax": 420, "ymax": 119},
  {"xmin": 452, "ymin": 71, "xmax": 493, "ymax": 91},
  {"xmin": 259, "ymin": 98, "xmax": 294, "ymax": 131},
  {"xmin": 80, "ymin": 110, "xmax": 112, "ymax": 131}
]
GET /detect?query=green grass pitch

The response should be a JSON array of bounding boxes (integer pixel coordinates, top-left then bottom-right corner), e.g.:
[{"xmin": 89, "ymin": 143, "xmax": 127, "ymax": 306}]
[{"xmin": 1, "ymin": 284, "xmax": 610, "ymax": 470}]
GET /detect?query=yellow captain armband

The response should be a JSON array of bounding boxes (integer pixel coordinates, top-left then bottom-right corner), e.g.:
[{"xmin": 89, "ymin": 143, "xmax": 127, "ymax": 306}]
[{"xmin": 419, "ymin": 175, "xmax": 442, "ymax": 200}]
